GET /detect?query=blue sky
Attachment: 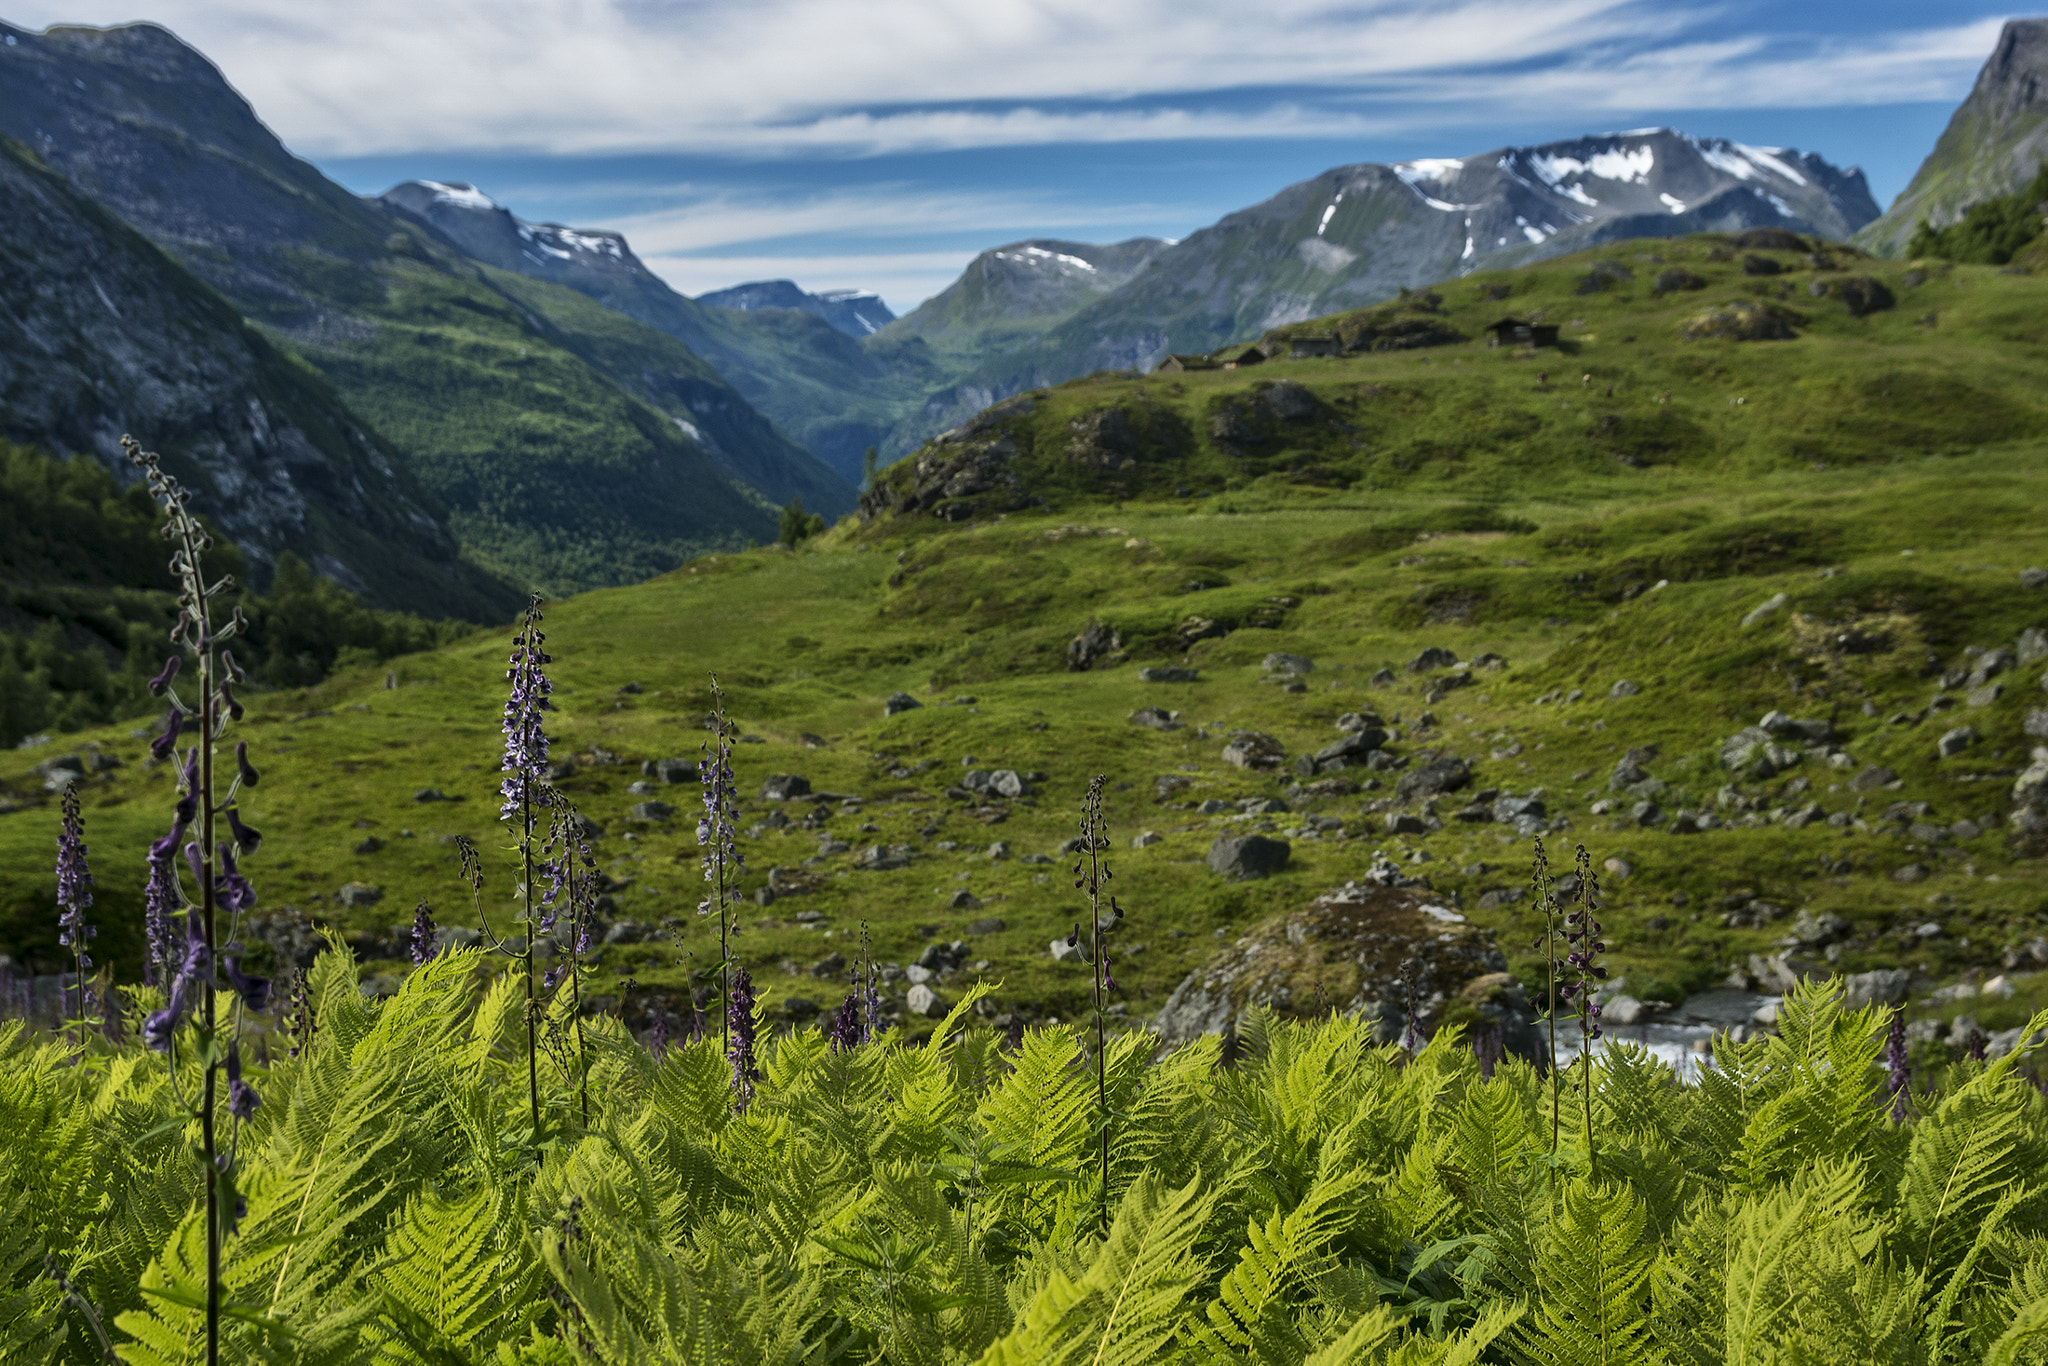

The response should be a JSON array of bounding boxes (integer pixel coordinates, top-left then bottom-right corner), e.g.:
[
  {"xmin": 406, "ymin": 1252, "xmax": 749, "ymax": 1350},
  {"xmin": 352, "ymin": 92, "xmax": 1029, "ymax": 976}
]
[{"xmin": 12, "ymin": 1, "xmax": 2024, "ymax": 312}]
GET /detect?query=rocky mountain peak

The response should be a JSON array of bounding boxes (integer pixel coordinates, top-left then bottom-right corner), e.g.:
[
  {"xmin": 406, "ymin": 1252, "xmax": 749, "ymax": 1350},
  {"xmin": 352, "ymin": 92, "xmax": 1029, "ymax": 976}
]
[
  {"xmin": 1857, "ymin": 18, "xmax": 2048, "ymax": 255},
  {"xmin": 378, "ymin": 180, "xmax": 637, "ymax": 273}
]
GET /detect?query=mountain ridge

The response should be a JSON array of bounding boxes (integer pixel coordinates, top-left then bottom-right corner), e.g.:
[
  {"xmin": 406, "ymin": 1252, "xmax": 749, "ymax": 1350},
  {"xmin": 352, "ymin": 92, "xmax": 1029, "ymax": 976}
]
[
  {"xmin": 695, "ymin": 278, "xmax": 896, "ymax": 337},
  {"xmin": 1856, "ymin": 18, "xmax": 2048, "ymax": 257}
]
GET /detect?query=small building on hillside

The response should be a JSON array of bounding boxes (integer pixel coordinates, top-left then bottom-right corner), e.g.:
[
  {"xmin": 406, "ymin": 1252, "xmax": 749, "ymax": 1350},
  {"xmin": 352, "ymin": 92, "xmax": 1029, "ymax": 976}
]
[
  {"xmin": 1216, "ymin": 344, "xmax": 1268, "ymax": 370},
  {"xmin": 1156, "ymin": 353, "xmax": 1219, "ymax": 373},
  {"xmin": 1286, "ymin": 335, "xmax": 1343, "ymax": 359},
  {"xmin": 1486, "ymin": 318, "xmax": 1560, "ymax": 349}
]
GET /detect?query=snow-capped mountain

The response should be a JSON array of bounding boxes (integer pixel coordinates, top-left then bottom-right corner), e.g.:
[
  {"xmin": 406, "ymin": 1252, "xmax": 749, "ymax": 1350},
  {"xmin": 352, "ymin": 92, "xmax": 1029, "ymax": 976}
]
[
  {"xmin": 695, "ymin": 280, "xmax": 895, "ymax": 337},
  {"xmin": 377, "ymin": 180, "xmax": 642, "ymax": 282},
  {"xmin": 916, "ymin": 128, "xmax": 1879, "ymax": 405}
]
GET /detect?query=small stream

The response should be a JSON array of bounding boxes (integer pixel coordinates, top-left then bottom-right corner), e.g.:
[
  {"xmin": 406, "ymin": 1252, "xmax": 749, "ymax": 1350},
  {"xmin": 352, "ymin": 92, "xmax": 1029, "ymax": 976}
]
[{"xmin": 1542, "ymin": 990, "xmax": 1778, "ymax": 1084}]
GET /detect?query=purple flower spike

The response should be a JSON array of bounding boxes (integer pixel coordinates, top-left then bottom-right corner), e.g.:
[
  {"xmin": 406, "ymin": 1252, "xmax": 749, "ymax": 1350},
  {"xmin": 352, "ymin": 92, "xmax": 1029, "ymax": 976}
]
[
  {"xmin": 225, "ymin": 806, "xmax": 261, "ymax": 854},
  {"xmin": 499, "ymin": 598, "xmax": 554, "ymax": 821},
  {"xmin": 408, "ymin": 901, "xmax": 438, "ymax": 966},
  {"xmin": 215, "ymin": 843, "xmax": 256, "ymax": 914},
  {"xmin": 1883, "ymin": 1007, "xmax": 1911, "ymax": 1121},
  {"xmin": 147, "ymin": 655, "xmax": 181, "ymax": 696},
  {"xmin": 55, "ymin": 786, "xmax": 96, "ymax": 972},
  {"xmin": 150, "ymin": 708, "xmax": 186, "ymax": 761},
  {"xmin": 826, "ymin": 994, "xmax": 863, "ymax": 1052},
  {"xmin": 144, "ymin": 916, "xmax": 209, "ymax": 1052},
  {"xmin": 225, "ymin": 1045, "xmax": 260, "ymax": 1121},
  {"xmin": 235, "ymin": 740, "xmax": 259, "ymax": 789},
  {"xmin": 727, "ymin": 967, "xmax": 758, "ymax": 1112},
  {"xmin": 184, "ymin": 840, "xmax": 206, "ymax": 889},
  {"xmin": 142, "ymin": 835, "xmax": 180, "ymax": 986}
]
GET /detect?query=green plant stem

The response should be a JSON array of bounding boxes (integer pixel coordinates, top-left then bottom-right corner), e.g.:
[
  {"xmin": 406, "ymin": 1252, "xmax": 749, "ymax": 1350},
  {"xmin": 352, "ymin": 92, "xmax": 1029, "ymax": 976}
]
[{"xmin": 522, "ymin": 784, "xmax": 541, "ymax": 1158}]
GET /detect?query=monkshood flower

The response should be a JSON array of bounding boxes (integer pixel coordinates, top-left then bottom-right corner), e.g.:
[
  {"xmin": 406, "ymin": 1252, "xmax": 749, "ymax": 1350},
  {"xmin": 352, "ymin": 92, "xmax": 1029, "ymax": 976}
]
[
  {"xmin": 234, "ymin": 740, "xmax": 259, "ymax": 789},
  {"xmin": 144, "ymin": 914, "xmax": 210, "ymax": 1052},
  {"xmin": 499, "ymin": 596, "xmax": 554, "ymax": 821},
  {"xmin": 147, "ymin": 654, "xmax": 180, "ymax": 696},
  {"xmin": 826, "ymin": 994, "xmax": 862, "ymax": 1052},
  {"xmin": 142, "ymin": 838, "xmax": 179, "ymax": 986},
  {"xmin": 1883, "ymin": 1007, "xmax": 1912, "ymax": 1121},
  {"xmin": 224, "ymin": 805, "xmax": 261, "ymax": 855},
  {"xmin": 150, "ymin": 707, "xmax": 186, "ymax": 761},
  {"xmin": 282, "ymin": 969, "xmax": 314, "ymax": 1060},
  {"xmin": 727, "ymin": 966, "xmax": 758, "ymax": 1112},
  {"xmin": 409, "ymin": 901, "xmax": 438, "ymax": 966},
  {"xmin": 55, "ymin": 784, "xmax": 96, "ymax": 975},
  {"xmin": 225, "ymin": 1044, "xmax": 259, "ymax": 1121},
  {"xmin": 222, "ymin": 948, "xmax": 270, "ymax": 1010},
  {"xmin": 215, "ymin": 842, "xmax": 256, "ymax": 915}
]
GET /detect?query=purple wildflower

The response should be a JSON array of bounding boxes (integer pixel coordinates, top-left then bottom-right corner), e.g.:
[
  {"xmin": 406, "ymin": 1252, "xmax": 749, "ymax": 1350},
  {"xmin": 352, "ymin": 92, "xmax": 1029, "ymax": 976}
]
[
  {"xmin": 499, "ymin": 598, "xmax": 554, "ymax": 821},
  {"xmin": 174, "ymin": 752, "xmax": 199, "ymax": 826},
  {"xmin": 1883, "ymin": 1007, "xmax": 1911, "ymax": 1121},
  {"xmin": 215, "ymin": 843, "xmax": 256, "ymax": 914},
  {"xmin": 282, "ymin": 969, "xmax": 314, "ymax": 1060},
  {"xmin": 408, "ymin": 901, "xmax": 438, "ymax": 966},
  {"xmin": 225, "ymin": 1045, "xmax": 260, "ymax": 1122},
  {"xmin": 648, "ymin": 1012, "xmax": 669, "ymax": 1062},
  {"xmin": 826, "ymin": 993, "xmax": 863, "ymax": 1052},
  {"xmin": 224, "ymin": 805, "xmax": 261, "ymax": 854},
  {"xmin": 234, "ymin": 740, "xmax": 259, "ymax": 789},
  {"xmin": 697, "ymin": 702, "xmax": 744, "ymax": 920},
  {"xmin": 150, "ymin": 707, "xmax": 186, "ymax": 761},
  {"xmin": 857, "ymin": 922, "xmax": 882, "ymax": 1040},
  {"xmin": 147, "ymin": 655, "xmax": 181, "ymax": 696},
  {"xmin": 727, "ymin": 966, "xmax": 758, "ymax": 1112},
  {"xmin": 1965, "ymin": 1028, "xmax": 1989, "ymax": 1063},
  {"xmin": 222, "ymin": 949, "xmax": 270, "ymax": 1010},
  {"xmin": 55, "ymin": 785, "xmax": 96, "ymax": 975},
  {"xmin": 142, "ymin": 839, "xmax": 179, "ymax": 986},
  {"xmin": 144, "ymin": 914, "xmax": 210, "ymax": 1052}
]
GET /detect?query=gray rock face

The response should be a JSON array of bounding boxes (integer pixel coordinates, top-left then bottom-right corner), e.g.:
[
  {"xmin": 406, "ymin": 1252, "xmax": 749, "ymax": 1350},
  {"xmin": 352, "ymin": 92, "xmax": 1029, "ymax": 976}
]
[
  {"xmin": 1842, "ymin": 968, "xmax": 1912, "ymax": 1009},
  {"xmin": 1609, "ymin": 679, "xmax": 1642, "ymax": 699},
  {"xmin": 1937, "ymin": 725, "xmax": 1979, "ymax": 758},
  {"xmin": 1129, "ymin": 707, "xmax": 1183, "ymax": 730},
  {"xmin": 1313, "ymin": 730, "xmax": 1386, "ymax": 764},
  {"xmin": 1408, "ymin": 647, "xmax": 1458, "ymax": 673},
  {"xmin": 1067, "ymin": 620, "xmax": 1122, "ymax": 671},
  {"xmin": 630, "ymin": 801, "xmax": 675, "ymax": 822},
  {"xmin": 1151, "ymin": 882, "xmax": 1519, "ymax": 1052},
  {"xmin": 905, "ymin": 983, "xmax": 946, "ymax": 1018},
  {"xmin": 1856, "ymin": 19, "xmax": 2048, "ymax": 256},
  {"xmin": 338, "ymin": 882, "xmax": 382, "ymax": 908},
  {"xmin": 884, "ymin": 692, "xmax": 923, "ymax": 716},
  {"xmin": 1139, "ymin": 667, "xmax": 1199, "ymax": 683},
  {"xmin": 1262, "ymin": 652, "xmax": 1314, "ymax": 677},
  {"xmin": 760, "ymin": 774, "xmax": 811, "ymax": 801},
  {"xmin": 1207, "ymin": 835, "xmax": 1292, "ymax": 880},
  {"xmin": 695, "ymin": 279, "xmax": 895, "ymax": 338}
]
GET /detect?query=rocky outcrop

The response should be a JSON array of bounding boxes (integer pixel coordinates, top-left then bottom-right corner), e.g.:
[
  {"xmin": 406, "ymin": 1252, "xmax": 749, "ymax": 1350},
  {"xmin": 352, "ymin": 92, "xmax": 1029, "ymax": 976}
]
[
  {"xmin": 1152, "ymin": 883, "xmax": 1531, "ymax": 1059},
  {"xmin": 858, "ymin": 397, "xmax": 1041, "ymax": 523}
]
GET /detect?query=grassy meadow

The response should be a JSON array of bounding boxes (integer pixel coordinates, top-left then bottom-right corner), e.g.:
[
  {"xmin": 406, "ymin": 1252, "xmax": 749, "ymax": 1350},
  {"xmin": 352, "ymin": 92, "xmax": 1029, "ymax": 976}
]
[{"xmin": 4, "ymin": 232, "xmax": 2047, "ymax": 1037}]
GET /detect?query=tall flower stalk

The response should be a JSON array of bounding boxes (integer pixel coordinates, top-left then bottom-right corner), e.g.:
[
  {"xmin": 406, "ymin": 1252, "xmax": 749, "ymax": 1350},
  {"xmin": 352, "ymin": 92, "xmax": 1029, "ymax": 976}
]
[
  {"xmin": 126, "ymin": 437, "xmax": 270, "ymax": 1366},
  {"xmin": 698, "ymin": 676, "xmax": 744, "ymax": 1054},
  {"xmin": 54, "ymin": 783, "xmax": 96, "ymax": 1040},
  {"xmin": 1527, "ymin": 837, "xmax": 1564, "ymax": 1152},
  {"xmin": 728, "ymin": 966, "xmax": 758, "ymax": 1113},
  {"xmin": 1071, "ymin": 775, "xmax": 1121, "ymax": 1234},
  {"xmin": 499, "ymin": 596, "xmax": 554, "ymax": 1155},
  {"xmin": 1882, "ymin": 1006, "xmax": 1912, "ymax": 1122},
  {"xmin": 1556, "ymin": 845, "xmax": 1608, "ymax": 1178}
]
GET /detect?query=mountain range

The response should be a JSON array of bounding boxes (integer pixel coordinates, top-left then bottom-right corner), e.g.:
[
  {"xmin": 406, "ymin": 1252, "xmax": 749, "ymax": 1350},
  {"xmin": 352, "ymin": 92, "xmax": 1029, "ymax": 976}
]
[
  {"xmin": 0, "ymin": 14, "xmax": 2043, "ymax": 612},
  {"xmin": 695, "ymin": 279, "xmax": 896, "ymax": 337}
]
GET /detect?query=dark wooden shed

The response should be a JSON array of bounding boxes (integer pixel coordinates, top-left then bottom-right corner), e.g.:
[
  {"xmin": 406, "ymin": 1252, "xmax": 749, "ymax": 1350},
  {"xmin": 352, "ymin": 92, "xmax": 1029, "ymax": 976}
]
[
  {"xmin": 1156, "ymin": 353, "xmax": 1219, "ymax": 373},
  {"xmin": 1287, "ymin": 335, "xmax": 1343, "ymax": 359},
  {"xmin": 1486, "ymin": 318, "xmax": 1560, "ymax": 349}
]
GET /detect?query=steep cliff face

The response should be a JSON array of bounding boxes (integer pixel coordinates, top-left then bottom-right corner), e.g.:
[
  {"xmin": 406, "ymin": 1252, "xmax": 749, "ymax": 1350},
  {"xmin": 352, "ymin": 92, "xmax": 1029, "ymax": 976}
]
[
  {"xmin": 1857, "ymin": 19, "xmax": 2048, "ymax": 257},
  {"xmin": 0, "ymin": 136, "xmax": 513, "ymax": 619}
]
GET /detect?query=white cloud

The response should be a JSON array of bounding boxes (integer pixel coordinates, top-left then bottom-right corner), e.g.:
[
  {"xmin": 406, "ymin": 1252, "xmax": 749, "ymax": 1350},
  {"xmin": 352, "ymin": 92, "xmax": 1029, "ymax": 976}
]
[{"xmin": 6, "ymin": 3, "xmax": 2004, "ymax": 158}]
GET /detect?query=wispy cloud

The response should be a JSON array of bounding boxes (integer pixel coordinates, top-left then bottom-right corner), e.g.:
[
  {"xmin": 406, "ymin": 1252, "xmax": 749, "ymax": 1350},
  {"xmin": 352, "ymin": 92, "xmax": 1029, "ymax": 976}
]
[{"xmin": 8, "ymin": 0, "xmax": 1997, "ymax": 158}]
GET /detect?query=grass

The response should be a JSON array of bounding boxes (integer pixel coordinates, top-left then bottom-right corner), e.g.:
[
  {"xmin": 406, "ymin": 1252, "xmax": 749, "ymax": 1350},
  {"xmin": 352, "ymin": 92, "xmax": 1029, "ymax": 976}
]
[{"xmin": 4, "ymin": 233, "xmax": 2046, "ymax": 1035}]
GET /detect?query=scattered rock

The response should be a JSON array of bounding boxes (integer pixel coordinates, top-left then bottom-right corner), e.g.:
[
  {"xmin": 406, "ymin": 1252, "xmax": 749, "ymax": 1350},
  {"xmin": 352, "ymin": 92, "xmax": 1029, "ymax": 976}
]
[
  {"xmin": 1313, "ymin": 730, "xmax": 1386, "ymax": 765},
  {"xmin": 884, "ymin": 692, "xmax": 923, "ymax": 716},
  {"xmin": 1207, "ymin": 834, "xmax": 1291, "ymax": 880},
  {"xmin": 964, "ymin": 917, "xmax": 1006, "ymax": 935},
  {"xmin": 1407, "ymin": 646, "xmax": 1457, "ymax": 673},
  {"xmin": 1849, "ymin": 765, "xmax": 1897, "ymax": 792},
  {"xmin": 808, "ymin": 953, "xmax": 847, "ymax": 979},
  {"xmin": 1609, "ymin": 679, "xmax": 1642, "ymax": 699},
  {"xmin": 1396, "ymin": 757, "xmax": 1472, "ymax": 799},
  {"xmin": 1652, "ymin": 267, "xmax": 1706, "ymax": 295},
  {"xmin": 760, "ymin": 774, "xmax": 811, "ymax": 801},
  {"xmin": 1841, "ymin": 968, "xmax": 1911, "ymax": 1009},
  {"xmin": 2022, "ymin": 568, "xmax": 2048, "ymax": 590},
  {"xmin": 338, "ymin": 882, "xmax": 382, "ymax": 908},
  {"xmin": 1066, "ymin": 619, "xmax": 1123, "ymax": 671},
  {"xmin": 1130, "ymin": 707, "xmax": 1183, "ymax": 730},
  {"xmin": 1603, "ymin": 996, "xmax": 1648, "ymax": 1027},
  {"xmin": 1336, "ymin": 711, "xmax": 1385, "ymax": 734},
  {"xmin": 412, "ymin": 788, "xmax": 454, "ymax": 803},
  {"xmin": 1131, "ymin": 830, "xmax": 1163, "ymax": 848},
  {"xmin": 2018, "ymin": 628, "xmax": 2048, "ymax": 665},
  {"xmin": 1892, "ymin": 864, "xmax": 1929, "ymax": 883},
  {"xmin": 1740, "ymin": 592, "xmax": 1789, "ymax": 627},
  {"xmin": 1824, "ymin": 275, "xmax": 1896, "ymax": 317},
  {"xmin": 906, "ymin": 983, "xmax": 947, "ymax": 1018},
  {"xmin": 948, "ymin": 890, "xmax": 982, "ymax": 910},
  {"xmin": 630, "ymin": 801, "xmax": 674, "ymax": 822},
  {"xmin": 1050, "ymin": 935, "xmax": 1092, "ymax": 964},
  {"xmin": 1385, "ymin": 813, "xmax": 1428, "ymax": 835},
  {"xmin": 1936, "ymin": 725, "xmax": 1978, "ymax": 758},
  {"xmin": 1679, "ymin": 299, "xmax": 1801, "ymax": 342},
  {"xmin": 1262, "ymin": 652, "xmax": 1314, "ymax": 677},
  {"xmin": 1221, "ymin": 731, "xmax": 1287, "ymax": 770},
  {"xmin": 1139, "ymin": 667, "xmax": 1200, "ymax": 683}
]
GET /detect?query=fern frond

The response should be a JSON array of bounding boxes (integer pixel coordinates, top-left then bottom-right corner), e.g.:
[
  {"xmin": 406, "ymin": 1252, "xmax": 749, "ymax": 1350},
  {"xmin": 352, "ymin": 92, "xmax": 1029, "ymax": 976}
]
[{"xmin": 1513, "ymin": 1179, "xmax": 1657, "ymax": 1366}]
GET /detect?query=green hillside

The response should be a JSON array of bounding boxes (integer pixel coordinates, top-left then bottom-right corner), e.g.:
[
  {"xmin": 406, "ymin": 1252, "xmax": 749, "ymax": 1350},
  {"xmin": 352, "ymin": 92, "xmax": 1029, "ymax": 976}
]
[{"xmin": 5, "ymin": 233, "xmax": 2046, "ymax": 1039}]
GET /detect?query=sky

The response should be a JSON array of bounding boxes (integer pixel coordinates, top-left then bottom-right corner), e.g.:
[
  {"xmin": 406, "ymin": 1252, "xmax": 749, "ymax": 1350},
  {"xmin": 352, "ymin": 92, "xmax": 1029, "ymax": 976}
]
[{"xmin": 7, "ymin": 1, "xmax": 2027, "ymax": 314}]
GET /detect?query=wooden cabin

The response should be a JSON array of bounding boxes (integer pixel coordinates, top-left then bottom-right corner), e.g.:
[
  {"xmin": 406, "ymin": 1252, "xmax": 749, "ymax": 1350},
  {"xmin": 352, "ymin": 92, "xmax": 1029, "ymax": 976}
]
[
  {"xmin": 1155, "ymin": 353, "xmax": 1219, "ymax": 373},
  {"xmin": 1485, "ymin": 318, "xmax": 1560, "ymax": 349},
  {"xmin": 1216, "ymin": 344, "xmax": 1268, "ymax": 370}
]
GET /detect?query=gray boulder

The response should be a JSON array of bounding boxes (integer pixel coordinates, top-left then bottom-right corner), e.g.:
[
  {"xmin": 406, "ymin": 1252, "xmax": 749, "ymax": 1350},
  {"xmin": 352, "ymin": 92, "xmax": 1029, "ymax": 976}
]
[
  {"xmin": 1221, "ymin": 731, "xmax": 1286, "ymax": 770},
  {"xmin": 2022, "ymin": 568, "xmax": 2048, "ymax": 590},
  {"xmin": 644, "ymin": 757, "xmax": 698, "ymax": 784},
  {"xmin": 1130, "ymin": 707, "xmax": 1183, "ymax": 730},
  {"xmin": 1208, "ymin": 835, "xmax": 1291, "ymax": 880},
  {"xmin": 1842, "ymin": 968, "xmax": 1911, "ymax": 1009},
  {"xmin": 906, "ymin": 983, "xmax": 947, "ymax": 1018},
  {"xmin": 884, "ymin": 692, "xmax": 923, "ymax": 715},
  {"xmin": 1335, "ymin": 712, "xmax": 1385, "ymax": 734},
  {"xmin": 1263, "ymin": 652, "xmax": 1314, "ymax": 677},
  {"xmin": 1066, "ymin": 620, "xmax": 1122, "ymax": 672},
  {"xmin": 1151, "ymin": 882, "xmax": 1522, "ymax": 1055},
  {"xmin": 760, "ymin": 774, "xmax": 811, "ymax": 801},
  {"xmin": 1407, "ymin": 647, "xmax": 1458, "ymax": 673},
  {"xmin": 1849, "ymin": 765, "xmax": 1898, "ymax": 792},
  {"xmin": 338, "ymin": 882, "xmax": 382, "ymax": 908},
  {"xmin": 1313, "ymin": 730, "xmax": 1386, "ymax": 764},
  {"xmin": 1937, "ymin": 726, "xmax": 1978, "ymax": 758},
  {"xmin": 1396, "ymin": 757, "xmax": 1471, "ymax": 799},
  {"xmin": 1759, "ymin": 710, "xmax": 1834, "ymax": 743},
  {"xmin": 1139, "ymin": 667, "xmax": 1199, "ymax": 683},
  {"xmin": 1610, "ymin": 679, "xmax": 1642, "ymax": 699},
  {"xmin": 630, "ymin": 801, "xmax": 674, "ymax": 822}
]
